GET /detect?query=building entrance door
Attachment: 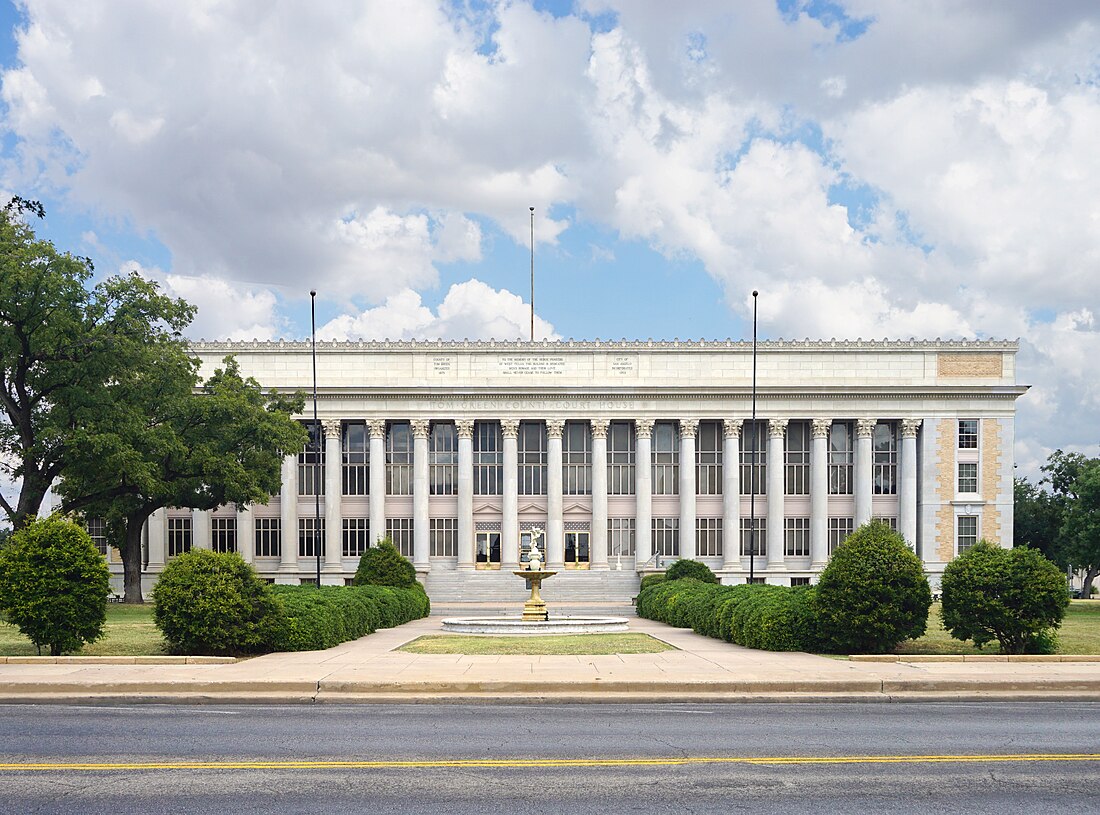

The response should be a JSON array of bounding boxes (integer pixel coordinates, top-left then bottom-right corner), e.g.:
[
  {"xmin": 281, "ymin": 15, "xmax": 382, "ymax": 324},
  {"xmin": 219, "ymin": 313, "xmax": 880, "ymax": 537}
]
[
  {"xmin": 475, "ymin": 532, "xmax": 501, "ymax": 569},
  {"xmin": 564, "ymin": 532, "xmax": 590, "ymax": 569}
]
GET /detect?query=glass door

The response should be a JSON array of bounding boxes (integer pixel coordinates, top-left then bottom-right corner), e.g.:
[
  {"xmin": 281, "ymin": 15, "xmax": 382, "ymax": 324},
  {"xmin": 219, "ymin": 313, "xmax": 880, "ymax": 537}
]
[
  {"xmin": 476, "ymin": 532, "xmax": 501, "ymax": 569},
  {"xmin": 564, "ymin": 532, "xmax": 590, "ymax": 569}
]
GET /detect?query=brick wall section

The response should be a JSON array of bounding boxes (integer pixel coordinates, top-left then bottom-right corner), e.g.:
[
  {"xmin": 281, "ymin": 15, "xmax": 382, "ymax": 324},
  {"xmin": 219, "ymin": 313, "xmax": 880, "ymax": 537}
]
[
  {"xmin": 981, "ymin": 418, "xmax": 1003, "ymax": 546},
  {"xmin": 937, "ymin": 353, "xmax": 1003, "ymax": 377},
  {"xmin": 935, "ymin": 419, "xmax": 956, "ymax": 562}
]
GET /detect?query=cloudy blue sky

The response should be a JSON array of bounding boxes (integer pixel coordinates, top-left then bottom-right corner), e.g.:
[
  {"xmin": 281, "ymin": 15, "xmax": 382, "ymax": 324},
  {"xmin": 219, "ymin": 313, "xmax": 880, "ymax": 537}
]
[{"xmin": 1, "ymin": 1, "xmax": 1098, "ymax": 478}]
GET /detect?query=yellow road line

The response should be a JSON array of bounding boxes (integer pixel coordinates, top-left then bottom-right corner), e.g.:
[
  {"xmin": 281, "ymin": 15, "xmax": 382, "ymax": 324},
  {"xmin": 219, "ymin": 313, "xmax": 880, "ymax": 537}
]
[{"xmin": 1, "ymin": 754, "xmax": 1099, "ymax": 771}]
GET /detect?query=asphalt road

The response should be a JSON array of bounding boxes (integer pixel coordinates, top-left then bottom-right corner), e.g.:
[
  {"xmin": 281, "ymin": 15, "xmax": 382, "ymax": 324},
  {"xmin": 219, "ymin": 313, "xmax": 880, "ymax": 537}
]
[{"xmin": 1, "ymin": 702, "xmax": 1098, "ymax": 814}]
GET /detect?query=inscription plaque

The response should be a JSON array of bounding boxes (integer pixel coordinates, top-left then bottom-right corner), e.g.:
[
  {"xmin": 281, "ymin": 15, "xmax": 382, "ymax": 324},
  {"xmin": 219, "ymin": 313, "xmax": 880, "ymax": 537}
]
[{"xmin": 498, "ymin": 356, "xmax": 566, "ymax": 376}]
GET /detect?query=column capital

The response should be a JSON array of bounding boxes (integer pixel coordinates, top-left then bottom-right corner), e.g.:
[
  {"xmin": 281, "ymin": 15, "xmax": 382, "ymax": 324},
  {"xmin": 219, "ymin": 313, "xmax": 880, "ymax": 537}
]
[
  {"xmin": 901, "ymin": 418, "xmax": 923, "ymax": 438},
  {"xmin": 546, "ymin": 419, "xmax": 565, "ymax": 439},
  {"xmin": 679, "ymin": 419, "xmax": 699, "ymax": 439},
  {"xmin": 857, "ymin": 418, "xmax": 877, "ymax": 438},
  {"xmin": 456, "ymin": 419, "xmax": 475, "ymax": 439},
  {"xmin": 322, "ymin": 419, "xmax": 342, "ymax": 440},
  {"xmin": 367, "ymin": 419, "xmax": 387, "ymax": 438},
  {"xmin": 411, "ymin": 419, "xmax": 430, "ymax": 439},
  {"xmin": 501, "ymin": 418, "xmax": 519, "ymax": 439},
  {"xmin": 768, "ymin": 418, "xmax": 788, "ymax": 438},
  {"xmin": 590, "ymin": 418, "xmax": 609, "ymax": 439},
  {"xmin": 635, "ymin": 419, "xmax": 654, "ymax": 439},
  {"xmin": 811, "ymin": 418, "xmax": 832, "ymax": 439},
  {"xmin": 723, "ymin": 418, "xmax": 743, "ymax": 439}
]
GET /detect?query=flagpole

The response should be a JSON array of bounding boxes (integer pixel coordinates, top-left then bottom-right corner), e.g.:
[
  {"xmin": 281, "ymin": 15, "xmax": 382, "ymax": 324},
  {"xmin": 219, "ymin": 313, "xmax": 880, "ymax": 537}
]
[{"xmin": 529, "ymin": 206, "xmax": 535, "ymax": 342}]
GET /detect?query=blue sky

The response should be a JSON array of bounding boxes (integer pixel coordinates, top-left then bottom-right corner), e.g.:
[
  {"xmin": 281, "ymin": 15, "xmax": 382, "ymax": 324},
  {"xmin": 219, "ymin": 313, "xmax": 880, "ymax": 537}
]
[{"xmin": 1, "ymin": 1, "xmax": 1099, "ymax": 474}]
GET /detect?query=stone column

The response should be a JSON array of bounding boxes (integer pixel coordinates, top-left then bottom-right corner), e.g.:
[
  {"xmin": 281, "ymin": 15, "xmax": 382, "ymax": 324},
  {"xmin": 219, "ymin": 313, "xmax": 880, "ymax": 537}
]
[
  {"xmin": 368, "ymin": 419, "xmax": 386, "ymax": 545},
  {"xmin": 855, "ymin": 418, "xmax": 876, "ymax": 527},
  {"xmin": 237, "ymin": 504, "xmax": 254, "ymax": 564},
  {"xmin": 721, "ymin": 419, "xmax": 742, "ymax": 572},
  {"xmin": 546, "ymin": 419, "xmax": 565, "ymax": 569},
  {"xmin": 147, "ymin": 508, "xmax": 167, "ymax": 571},
  {"xmin": 323, "ymin": 420, "xmax": 343, "ymax": 576},
  {"xmin": 456, "ymin": 419, "xmax": 475, "ymax": 571},
  {"xmin": 679, "ymin": 419, "xmax": 698, "ymax": 561},
  {"xmin": 279, "ymin": 453, "xmax": 299, "ymax": 575},
  {"xmin": 899, "ymin": 418, "xmax": 922, "ymax": 548},
  {"xmin": 192, "ymin": 509, "xmax": 211, "ymax": 550},
  {"xmin": 501, "ymin": 419, "xmax": 520, "ymax": 568},
  {"xmin": 634, "ymin": 419, "xmax": 654, "ymax": 569},
  {"xmin": 810, "ymin": 418, "xmax": 831, "ymax": 569},
  {"xmin": 766, "ymin": 419, "xmax": 787, "ymax": 570},
  {"xmin": 590, "ymin": 419, "xmax": 610, "ymax": 570},
  {"xmin": 412, "ymin": 419, "xmax": 431, "ymax": 572}
]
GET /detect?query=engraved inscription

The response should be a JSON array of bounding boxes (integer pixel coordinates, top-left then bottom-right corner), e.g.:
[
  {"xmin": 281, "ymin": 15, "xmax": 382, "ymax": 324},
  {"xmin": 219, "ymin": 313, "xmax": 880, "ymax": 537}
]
[
  {"xmin": 609, "ymin": 354, "xmax": 638, "ymax": 375},
  {"xmin": 431, "ymin": 356, "xmax": 454, "ymax": 375},
  {"xmin": 937, "ymin": 353, "xmax": 1002, "ymax": 377},
  {"xmin": 498, "ymin": 356, "xmax": 566, "ymax": 376}
]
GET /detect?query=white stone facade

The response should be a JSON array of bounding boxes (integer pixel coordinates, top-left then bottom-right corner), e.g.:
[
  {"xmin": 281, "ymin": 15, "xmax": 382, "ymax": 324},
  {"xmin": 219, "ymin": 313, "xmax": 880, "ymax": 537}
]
[{"xmin": 112, "ymin": 340, "xmax": 1026, "ymax": 597}]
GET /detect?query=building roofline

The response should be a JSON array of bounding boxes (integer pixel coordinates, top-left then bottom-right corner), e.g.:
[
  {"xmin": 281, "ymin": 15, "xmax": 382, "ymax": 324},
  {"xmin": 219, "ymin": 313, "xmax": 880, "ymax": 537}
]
[{"xmin": 189, "ymin": 338, "xmax": 1020, "ymax": 353}]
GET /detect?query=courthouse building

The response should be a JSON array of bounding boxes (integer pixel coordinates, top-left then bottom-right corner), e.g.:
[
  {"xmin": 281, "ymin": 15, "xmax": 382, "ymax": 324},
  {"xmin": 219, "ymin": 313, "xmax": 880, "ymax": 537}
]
[{"xmin": 103, "ymin": 339, "xmax": 1026, "ymax": 602}]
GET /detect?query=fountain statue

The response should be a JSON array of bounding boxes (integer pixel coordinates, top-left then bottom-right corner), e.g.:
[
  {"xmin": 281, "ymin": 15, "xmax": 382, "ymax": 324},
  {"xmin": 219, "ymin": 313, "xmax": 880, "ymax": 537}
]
[{"xmin": 516, "ymin": 527, "xmax": 554, "ymax": 621}]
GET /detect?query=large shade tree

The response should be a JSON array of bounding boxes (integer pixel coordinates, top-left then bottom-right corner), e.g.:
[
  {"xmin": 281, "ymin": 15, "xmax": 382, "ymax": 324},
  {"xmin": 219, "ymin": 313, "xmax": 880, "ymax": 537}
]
[
  {"xmin": 0, "ymin": 198, "xmax": 193, "ymax": 529},
  {"xmin": 57, "ymin": 356, "xmax": 307, "ymax": 603},
  {"xmin": 1055, "ymin": 456, "xmax": 1100, "ymax": 598}
]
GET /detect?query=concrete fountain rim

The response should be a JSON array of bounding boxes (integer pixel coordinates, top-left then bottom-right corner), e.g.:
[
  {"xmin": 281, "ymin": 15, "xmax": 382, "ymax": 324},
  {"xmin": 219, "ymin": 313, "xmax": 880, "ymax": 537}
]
[{"xmin": 439, "ymin": 616, "xmax": 631, "ymax": 635}]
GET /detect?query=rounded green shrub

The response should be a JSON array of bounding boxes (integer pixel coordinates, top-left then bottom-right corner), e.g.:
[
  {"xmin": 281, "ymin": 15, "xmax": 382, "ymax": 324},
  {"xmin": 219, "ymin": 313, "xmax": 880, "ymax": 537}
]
[
  {"xmin": 941, "ymin": 540, "xmax": 1068, "ymax": 654},
  {"xmin": 354, "ymin": 538, "xmax": 417, "ymax": 588},
  {"xmin": 813, "ymin": 521, "xmax": 932, "ymax": 654},
  {"xmin": 0, "ymin": 517, "xmax": 111, "ymax": 656},
  {"xmin": 152, "ymin": 550, "xmax": 284, "ymax": 655},
  {"xmin": 639, "ymin": 573, "xmax": 666, "ymax": 592},
  {"xmin": 665, "ymin": 559, "xmax": 718, "ymax": 584}
]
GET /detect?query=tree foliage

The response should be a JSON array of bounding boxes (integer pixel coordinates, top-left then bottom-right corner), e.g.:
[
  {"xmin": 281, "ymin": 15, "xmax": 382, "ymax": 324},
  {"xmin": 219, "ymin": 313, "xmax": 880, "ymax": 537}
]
[
  {"xmin": 354, "ymin": 538, "xmax": 418, "ymax": 588},
  {"xmin": 940, "ymin": 540, "xmax": 1068, "ymax": 654},
  {"xmin": 813, "ymin": 520, "xmax": 932, "ymax": 654},
  {"xmin": 665, "ymin": 558, "xmax": 718, "ymax": 584},
  {"xmin": 1013, "ymin": 476, "xmax": 1063, "ymax": 564},
  {"xmin": 0, "ymin": 198, "xmax": 194, "ymax": 529},
  {"xmin": 1058, "ymin": 458, "xmax": 1100, "ymax": 597},
  {"xmin": 0, "ymin": 516, "xmax": 111, "ymax": 655}
]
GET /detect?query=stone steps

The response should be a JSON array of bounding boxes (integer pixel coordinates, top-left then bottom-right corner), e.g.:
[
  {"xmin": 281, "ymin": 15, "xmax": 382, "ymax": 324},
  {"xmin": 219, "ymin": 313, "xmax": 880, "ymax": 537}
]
[{"xmin": 425, "ymin": 569, "xmax": 640, "ymax": 604}]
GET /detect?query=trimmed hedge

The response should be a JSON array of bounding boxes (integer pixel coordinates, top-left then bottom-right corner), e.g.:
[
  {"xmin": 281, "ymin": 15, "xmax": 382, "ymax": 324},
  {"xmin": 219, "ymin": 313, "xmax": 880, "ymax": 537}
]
[
  {"xmin": 270, "ymin": 584, "xmax": 430, "ymax": 652},
  {"xmin": 639, "ymin": 573, "xmax": 666, "ymax": 592},
  {"xmin": 665, "ymin": 559, "xmax": 718, "ymax": 584},
  {"xmin": 354, "ymin": 539, "xmax": 417, "ymax": 588}
]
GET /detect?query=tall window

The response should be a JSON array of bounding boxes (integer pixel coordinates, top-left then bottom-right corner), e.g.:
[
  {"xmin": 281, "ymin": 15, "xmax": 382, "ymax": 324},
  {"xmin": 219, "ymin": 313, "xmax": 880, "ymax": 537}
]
[
  {"xmin": 696, "ymin": 518, "xmax": 722, "ymax": 557},
  {"xmin": 298, "ymin": 420, "xmax": 324, "ymax": 496},
  {"xmin": 740, "ymin": 518, "xmax": 766, "ymax": 556},
  {"xmin": 518, "ymin": 421, "xmax": 547, "ymax": 495},
  {"xmin": 828, "ymin": 517, "xmax": 853, "ymax": 556},
  {"xmin": 957, "ymin": 515, "xmax": 978, "ymax": 554},
  {"xmin": 386, "ymin": 421, "xmax": 412, "ymax": 495},
  {"xmin": 785, "ymin": 421, "xmax": 810, "ymax": 495},
  {"xmin": 298, "ymin": 517, "xmax": 325, "ymax": 558},
  {"xmin": 784, "ymin": 517, "xmax": 810, "ymax": 557},
  {"xmin": 167, "ymin": 517, "xmax": 192, "ymax": 558},
  {"xmin": 829, "ymin": 421, "xmax": 854, "ymax": 495},
  {"xmin": 652, "ymin": 421, "xmax": 679, "ymax": 495},
  {"xmin": 342, "ymin": 518, "xmax": 369, "ymax": 557},
  {"xmin": 873, "ymin": 516, "xmax": 898, "ymax": 531},
  {"xmin": 430, "ymin": 422, "xmax": 457, "ymax": 496},
  {"xmin": 387, "ymin": 518, "xmax": 414, "ymax": 558},
  {"xmin": 958, "ymin": 462, "xmax": 978, "ymax": 494},
  {"xmin": 873, "ymin": 422, "xmax": 898, "ymax": 495},
  {"xmin": 958, "ymin": 419, "xmax": 979, "ymax": 449},
  {"xmin": 342, "ymin": 421, "xmax": 369, "ymax": 496},
  {"xmin": 562, "ymin": 421, "xmax": 592, "ymax": 495},
  {"xmin": 740, "ymin": 420, "xmax": 767, "ymax": 495},
  {"xmin": 86, "ymin": 518, "xmax": 109, "ymax": 556},
  {"xmin": 696, "ymin": 421, "xmax": 722, "ymax": 495},
  {"xmin": 430, "ymin": 518, "xmax": 458, "ymax": 557},
  {"xmin": 608, "ymin": 421, "xmax": 635, "ymax": 495},
  {"xmin": 608, "ymin": 518, "xmax": 635, "ymax": 558},
  {"xmin": 474, "ymin": 421, "xmax": 503, "ymax": 496},
  {"xmin": 211, "ymin": 517, "xmax": 236, "ymax": 553},
  {"xmin": 254, "ymin": 517, "xmax": 281, "ymax": 558},
  {"xmin": 652, "ymin": 517, "xmax": 679, "ymax": 557}
]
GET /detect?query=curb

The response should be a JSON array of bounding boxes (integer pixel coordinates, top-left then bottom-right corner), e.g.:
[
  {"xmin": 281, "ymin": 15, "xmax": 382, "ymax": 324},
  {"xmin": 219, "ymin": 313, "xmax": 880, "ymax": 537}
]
[
  {"xmin": 0, "ymin": 656, "xmax": 238, "ymax": 665},
  {"xmin": 850, "ymin": 654, "xmax": 1100, "ymax": 663}
]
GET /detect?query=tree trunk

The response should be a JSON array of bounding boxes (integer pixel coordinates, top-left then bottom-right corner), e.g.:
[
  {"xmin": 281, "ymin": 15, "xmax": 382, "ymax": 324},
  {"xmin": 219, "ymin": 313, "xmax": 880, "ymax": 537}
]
[
  {"xmin": 1082, "ymin": 567, "xmax": 1099, "ymax": 601},
  {"xmin": 121, "ymin": 510, "xmax": 153, "ymax": 604}
]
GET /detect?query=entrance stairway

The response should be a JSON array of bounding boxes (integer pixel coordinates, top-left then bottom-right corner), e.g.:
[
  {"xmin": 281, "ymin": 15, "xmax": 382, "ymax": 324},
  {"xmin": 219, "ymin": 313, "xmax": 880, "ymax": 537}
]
[{"xmin": 425, "ymin": 569, "xmax": 641, "ymax": 618}]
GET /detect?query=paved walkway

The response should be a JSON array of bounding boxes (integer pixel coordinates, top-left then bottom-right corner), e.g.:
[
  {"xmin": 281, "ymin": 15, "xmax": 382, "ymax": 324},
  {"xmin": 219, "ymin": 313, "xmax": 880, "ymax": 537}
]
[{"xmin": 1, "ymin": 616, "xmax": 1099, "ymax": 704}]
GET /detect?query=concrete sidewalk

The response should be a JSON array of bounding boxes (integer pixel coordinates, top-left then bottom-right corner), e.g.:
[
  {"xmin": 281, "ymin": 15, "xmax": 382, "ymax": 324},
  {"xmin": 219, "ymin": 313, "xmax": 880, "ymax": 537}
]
[{"xmin": 1, "ymin": 616, "xmax": 1098, "ymax": 704}]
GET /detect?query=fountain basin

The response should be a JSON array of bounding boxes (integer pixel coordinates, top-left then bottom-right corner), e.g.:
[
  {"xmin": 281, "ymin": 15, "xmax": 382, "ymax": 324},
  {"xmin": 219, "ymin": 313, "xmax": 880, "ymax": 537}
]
[{"xmin": 441, "ymin": 616, "xmax": 630, "ymax": 635}]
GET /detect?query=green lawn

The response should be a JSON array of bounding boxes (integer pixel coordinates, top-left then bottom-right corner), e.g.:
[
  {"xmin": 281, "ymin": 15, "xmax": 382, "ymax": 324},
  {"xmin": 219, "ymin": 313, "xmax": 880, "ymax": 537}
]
[
  {"xmin": 894, "ymin": 600, "xmax": 1100, "ymax": 655},
  {"xmin": 400, "ymin": 633, "xmax": 674, "ymax": 656},
  {"xmin": 0, "ymin": 604, "xmax": 167, "ymax": 657}
]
